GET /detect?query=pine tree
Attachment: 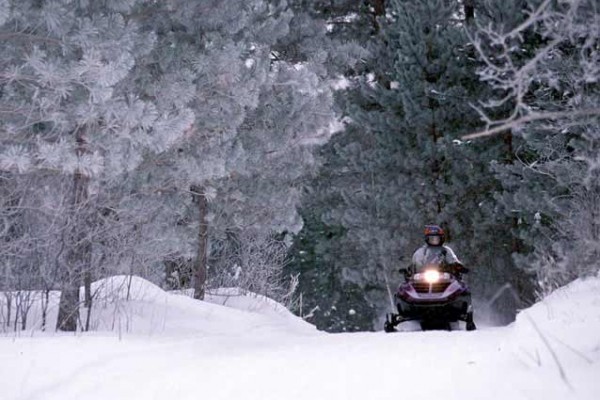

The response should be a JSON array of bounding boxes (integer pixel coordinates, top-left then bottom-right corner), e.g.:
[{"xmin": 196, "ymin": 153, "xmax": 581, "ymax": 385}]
[
  {"xmin": 120, "ymin": 0, "xmax": 337, "ymax": 300},
  {"xmin": 293, "ymin": 0, "xmax": 530, "ymax": 328},
  {"xmin": 0, "ymin": 0, "xmax": 191, "ymax": 331},
  {"xmin": 279, "ymin": 0, "xmax": 383, "ymax": 330},
  {"xmin": 0, "ymin": 0, "xmax": 338, "ymax": 330}
]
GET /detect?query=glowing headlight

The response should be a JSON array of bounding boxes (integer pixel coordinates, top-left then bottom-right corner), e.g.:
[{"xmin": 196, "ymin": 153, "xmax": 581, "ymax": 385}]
[{"xmin": 423, "ymin": 270, "xmax": 441, "ymax": 283}]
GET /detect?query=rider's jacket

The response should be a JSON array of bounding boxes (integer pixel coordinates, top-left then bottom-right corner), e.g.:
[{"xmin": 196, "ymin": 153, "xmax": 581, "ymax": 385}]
[{"xmin": 410, "ymin": 245, "xmax": 461, "ymax": 273}]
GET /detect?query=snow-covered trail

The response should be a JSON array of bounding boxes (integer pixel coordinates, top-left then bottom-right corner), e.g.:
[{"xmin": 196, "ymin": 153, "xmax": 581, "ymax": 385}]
[
  {"xmin": 2, "ymin": 276, "xmax": 599, "ymax": 400},
  {"xmin": 5, "ymin": 326, "xmax": 597, "ymax": 400}
]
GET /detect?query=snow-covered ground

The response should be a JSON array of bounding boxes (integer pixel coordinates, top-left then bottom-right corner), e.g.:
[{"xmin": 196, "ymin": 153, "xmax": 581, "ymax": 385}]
[{"xmin": 1, "ymin": 275, "xmax": 599, "ymax": 400}]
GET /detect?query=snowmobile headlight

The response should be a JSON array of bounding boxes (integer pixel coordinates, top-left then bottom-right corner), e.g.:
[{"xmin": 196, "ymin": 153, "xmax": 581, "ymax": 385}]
[{"xmin": 423, "ymin": 270, "xmax": 441, "ymax": 283}]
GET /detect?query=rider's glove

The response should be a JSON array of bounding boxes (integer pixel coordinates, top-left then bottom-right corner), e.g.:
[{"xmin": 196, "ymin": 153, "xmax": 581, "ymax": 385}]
[{"xmin": 451, "ymin": 263, "xmax": 469, "ymax": 274}]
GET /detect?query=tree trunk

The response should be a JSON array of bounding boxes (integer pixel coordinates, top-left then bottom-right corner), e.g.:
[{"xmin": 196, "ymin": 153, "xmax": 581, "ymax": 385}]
[
  {"xmin": 56, "ymin": 279, "xmax": 80, "ymax": 331},
  {"xmin": 502, "ymin": 129, "xmax": 521, "ymax": 254},
  {"xmin": 369, "ymin": 0, "xmax": 386, "ymax": 17},
  {"xmin": 503, "ymin": 129, "xmax": 514, "ymax": 164},
  {"xmin": 464, "ymin": 0, "xmax": 475, "ymax": 24},
  {"xmin": 84, "ymin": 268, "xmax": 92, "ymax": 331},
  {"xmin": 4, "ymin": 293, "xmax": 11, "ymax": 328},
  {"xmin": 41, "ymin": 289, "xmax": 49, "ymax": 331},
  {"xmin": 368, "ymin": 0, "xmax": 386, "ymax": 33},
  {"xmin": 56, "ymin": 129, "xmax": 90, "ymax": 332},
  {"xmin": 84, "ymin": 271, "xmax": 92, "ymax": 308},
  {"xmin": 192, "ymin": 185, "xmax": 208, "ymax": 300}
]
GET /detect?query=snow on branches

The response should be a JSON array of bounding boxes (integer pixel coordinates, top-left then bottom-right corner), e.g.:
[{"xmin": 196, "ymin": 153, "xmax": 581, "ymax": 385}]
[{"xmin": 465, "ymin": 0, "xmax": 599, "ymax": 140}]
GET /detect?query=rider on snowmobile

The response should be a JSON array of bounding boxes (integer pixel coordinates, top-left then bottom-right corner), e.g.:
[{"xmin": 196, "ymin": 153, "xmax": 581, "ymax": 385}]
[
  {"xmin": 409, "ymin": 225, "xmax": 467, "ymax": 276},
  {"xmin": 384, "ymin": 224, "xmax": 476, "ymax": 332}
]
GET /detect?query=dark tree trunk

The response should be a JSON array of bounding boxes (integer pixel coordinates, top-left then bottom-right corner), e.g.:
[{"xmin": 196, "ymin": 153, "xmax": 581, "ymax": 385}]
[
  {"xmin": 20, "ymin": 293, "xmax": 33, "ymax": 330},
  {"xmin": 56, "ymin": 129, "xmax": 90, "ymax": 332},
  {"xmin": 4, "ymin": 294, "xmax": 11, "ymax": 328},
  {"xmin": 367, "ymin": 0, "xmax": 386, "ymax": 33},
  {"xmin": 464, "ymin": 0, "xmax": 475, "ymax": 24},
  {"xmin": 41, "ymin": 289, "xmax": 49, "ymax": 331},
  {"xmin": 369, "ymin": 0, "xmax": 385, "ymax": 16},
  {"xmin": 84, "ymin": 268, "xmax": 92, "ymax": 331},
  {"xmin": 502, "ymin": 129, "xmax": 521, "ymax": 253},
  {"xmin": 84, "ymin": 271, "xmax": 92, "ymax": 307},
  {"xmin": 503, "ymin": 129, "xmax": 514, "ymax": 164},
  {"xmin": 192, "ymin": 185, "xmax": 208, "ymax": 300},
  {"xmin": 56, "ymin": 280, "xmax": 80, "ymax": 331}
]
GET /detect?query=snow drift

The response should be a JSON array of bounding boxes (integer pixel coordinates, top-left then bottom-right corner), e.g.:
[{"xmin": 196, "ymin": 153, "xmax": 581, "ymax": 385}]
[
  {"xmin": 0, "ymin": 275, "xmax": 317, "ymax": 336},
  {"xmin": 1, "ymin": 275, "xmax": 599, "ymax": 400},
  {"xmin": 510, "ymin": 273, "xmax": 600, "ymax": 387}
]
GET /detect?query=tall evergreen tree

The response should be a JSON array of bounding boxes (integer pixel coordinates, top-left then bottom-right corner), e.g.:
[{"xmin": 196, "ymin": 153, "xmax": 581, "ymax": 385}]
[
  {"xmin": 0, "ymin": 0, "xmax": 191, "ymax": 330},
  {"xmin": 0, "ymin": 0, "xmax": 338, "ymax": 330},
  {"xmin": 117, "ymin": 0, "xmax": 337, "ymax": 300},
  {"xmin": 291, "ymin": 0, "xmax": 533, "ymax": 329},
  {"xmin": 279, "ymin": 0, "xmax": 383, "ymax": 331}
]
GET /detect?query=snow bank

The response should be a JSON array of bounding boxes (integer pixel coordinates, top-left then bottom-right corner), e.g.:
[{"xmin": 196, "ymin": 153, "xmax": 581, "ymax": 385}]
[
  {"xmin": 513, "ymin": 274, "xmax": 600, "ymax": 355},
  {"xmin": 0, "ymin": 275, "xmax": 317, "ymax": 337},
  {"xmin": 509, "ymin": 274, "xmax": 600, "ymax": 397},
  {"xmin": 1, "ymin": 275, "xmax": 599, "ymax": 400},
  {"xmin": 206, "ymin": 287, "xmax": 301, "ymax": 323}
]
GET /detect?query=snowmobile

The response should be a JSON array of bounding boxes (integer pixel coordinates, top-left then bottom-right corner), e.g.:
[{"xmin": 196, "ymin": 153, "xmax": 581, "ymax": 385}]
[{"xmin": 384, "ymin": 263, "xmax": 476, "ymax": 332}]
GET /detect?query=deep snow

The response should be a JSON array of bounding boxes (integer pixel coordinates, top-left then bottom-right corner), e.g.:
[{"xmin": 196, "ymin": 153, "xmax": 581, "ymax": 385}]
[{"xmin": 1, "ymin": 275, "xmax": 599, "ymax": 400}]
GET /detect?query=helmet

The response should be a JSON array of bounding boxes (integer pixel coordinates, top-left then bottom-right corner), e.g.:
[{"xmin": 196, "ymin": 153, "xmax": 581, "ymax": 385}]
[{"xmin": 424, "ymin": 224, "xmax": 445, "ymax": 246}]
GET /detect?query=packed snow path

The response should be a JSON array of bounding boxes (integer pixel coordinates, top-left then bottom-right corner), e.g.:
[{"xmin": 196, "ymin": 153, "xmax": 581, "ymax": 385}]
[
  {"xmin": 4, "ymin": 327, "xmax": 598, "ymax": 400},
  {"xmin": 2, "ymin": 276, "xmax": 599, "ymax": 400}
]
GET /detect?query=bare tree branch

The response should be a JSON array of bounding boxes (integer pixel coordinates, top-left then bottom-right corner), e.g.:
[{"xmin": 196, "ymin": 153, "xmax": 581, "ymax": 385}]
[{"xmin": 463, "ymin": 108, "xmax": 600, "ymax": 139}]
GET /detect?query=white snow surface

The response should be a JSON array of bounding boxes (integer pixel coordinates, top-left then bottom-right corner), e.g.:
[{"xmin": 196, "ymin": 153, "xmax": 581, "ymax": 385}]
[{"xmin": 1, "ymin": 274, "xmax": 599, "ymax": 400}]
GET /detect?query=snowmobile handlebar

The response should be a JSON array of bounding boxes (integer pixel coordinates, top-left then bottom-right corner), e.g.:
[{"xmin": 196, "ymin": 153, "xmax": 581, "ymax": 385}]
[{"xmin": 442, "ymin": 262, "xmax": 469, "ymax": 276}]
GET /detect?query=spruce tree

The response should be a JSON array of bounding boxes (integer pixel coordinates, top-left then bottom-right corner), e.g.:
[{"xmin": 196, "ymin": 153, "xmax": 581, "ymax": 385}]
[
  {"xmin": 280, "ymin": 0, "xmax": 382, "ymax": 330},
  {"xmin": 295, "ymin": 0, "xmax": 529, "ymax": 328}
]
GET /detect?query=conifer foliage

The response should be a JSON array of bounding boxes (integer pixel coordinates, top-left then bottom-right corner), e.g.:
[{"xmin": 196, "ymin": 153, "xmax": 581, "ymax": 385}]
[
  {"xmin": 0, "ymin": 0, "xmax": 186, "ymax": 331},
  {"xmin": 287, "ymin": 0, "xmax": 537, "ymax": 329},
  {"xmin": 300, "ymin": 0, "xmax": 470, "ymax": 323},
  {"xmin": 0, "ymin": 0, "xmax": 336, "ymax": 331},
  {"xmin": 0, "ymin": 0, "xmax": 596, "ymax": 334}
]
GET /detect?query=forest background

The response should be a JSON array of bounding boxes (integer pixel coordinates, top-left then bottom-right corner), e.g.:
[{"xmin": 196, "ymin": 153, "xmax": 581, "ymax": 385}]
[{"xmin": 0, "ymin": 0, "xmax": 598, "ymax": 332}]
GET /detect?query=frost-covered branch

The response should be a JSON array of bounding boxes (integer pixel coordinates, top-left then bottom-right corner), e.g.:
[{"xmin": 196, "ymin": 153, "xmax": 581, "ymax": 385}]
[
  {"xmin": 464, "ymin": 108, "xmax": 600, "ymax": 139},
  {"xmin": 465, "ymin": 0, "xmax": 599, "ymax": 139}
]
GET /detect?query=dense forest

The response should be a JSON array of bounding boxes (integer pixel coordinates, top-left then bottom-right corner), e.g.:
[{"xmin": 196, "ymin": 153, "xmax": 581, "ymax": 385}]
[{"xmin": 0, "ymin": 0, "xmax": 598, "ymax": 332}]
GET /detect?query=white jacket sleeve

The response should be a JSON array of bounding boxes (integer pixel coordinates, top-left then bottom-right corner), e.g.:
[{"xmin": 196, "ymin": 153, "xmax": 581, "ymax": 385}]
[{"xmin": 443, "ymin": 246, "xmax": 461, "ymax": 265}]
